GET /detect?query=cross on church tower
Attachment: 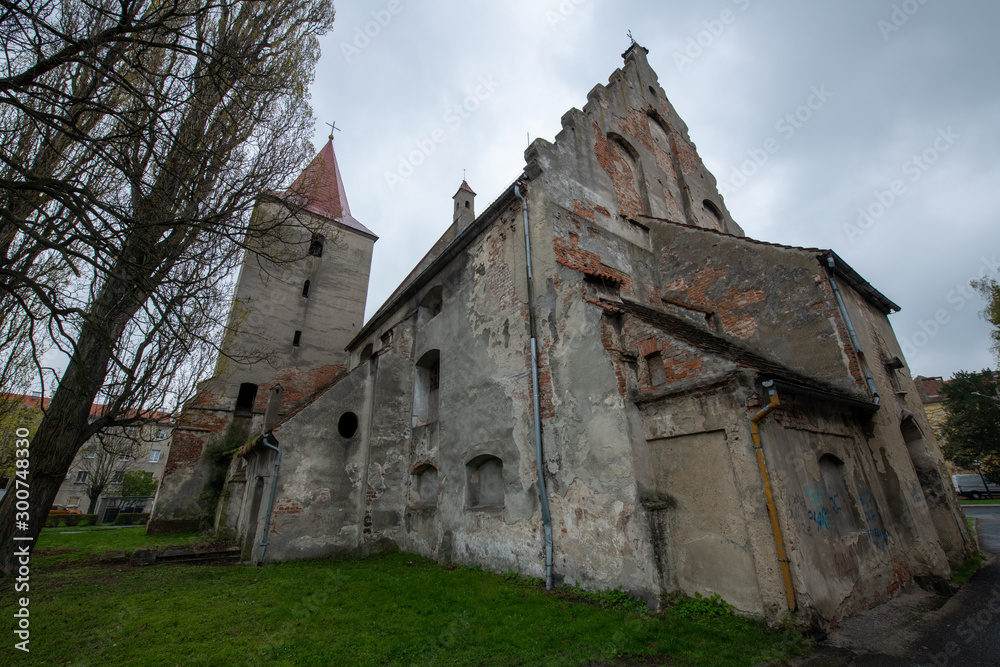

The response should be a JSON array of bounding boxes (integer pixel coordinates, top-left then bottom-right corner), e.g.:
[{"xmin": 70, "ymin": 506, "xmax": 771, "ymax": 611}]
[{"xmin": 325, "ymin": 121, "xmax": 341, "ymax": 140}]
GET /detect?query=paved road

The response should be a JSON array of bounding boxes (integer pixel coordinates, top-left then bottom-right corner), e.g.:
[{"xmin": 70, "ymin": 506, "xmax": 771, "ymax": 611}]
[{"xmin": 796, "ymin": 506, "xmax": 1000, "ymax": 666}]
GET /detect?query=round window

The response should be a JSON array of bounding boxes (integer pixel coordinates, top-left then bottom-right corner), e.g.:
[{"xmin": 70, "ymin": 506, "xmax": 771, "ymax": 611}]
[{"xmin": 338, "ymin": 412, "xmax": 359, "ymax": 439}]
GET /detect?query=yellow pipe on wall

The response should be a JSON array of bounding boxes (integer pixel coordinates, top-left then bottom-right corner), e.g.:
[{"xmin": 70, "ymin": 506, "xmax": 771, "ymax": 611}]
[{"xmin": 750, "ymin": 381, "xmax": 797, "ymax": 611}]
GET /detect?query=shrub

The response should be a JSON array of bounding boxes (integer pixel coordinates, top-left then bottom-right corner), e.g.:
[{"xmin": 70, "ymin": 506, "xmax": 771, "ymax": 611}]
[
  {"xmin": 114, "ymin": 513, "xmax": 150, "ymax": 526},
  {"xmin": 45, "ymin": 516, "xmax": 62, "ymax": 528},
  {"xmin": 63, "ymin": 514, "xmax": 81, "ymax": 527},
  {"xmin": 78, "ymin": 514, "xmax": 99, "ymax": 527},
  {"xmin": 669, "ymin": 592, "xmax": 736, "ymax": 623}
]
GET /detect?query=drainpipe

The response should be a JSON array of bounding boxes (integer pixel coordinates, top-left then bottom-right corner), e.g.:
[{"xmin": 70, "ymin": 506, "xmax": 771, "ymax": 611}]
[
  {"xmin": 257, "ymin": 431, "xmax": 282, "ymax": 566},
  {"xmin": 826, "ymin": 256, "xmax": 879, "ymax": 405},
  {"xmin": 515, "ymin": 183, "xmax": 554, "ymax": 590},
  {"xmin": 749, "ymin": 380, "xmax": 797, "ymax": 611}
]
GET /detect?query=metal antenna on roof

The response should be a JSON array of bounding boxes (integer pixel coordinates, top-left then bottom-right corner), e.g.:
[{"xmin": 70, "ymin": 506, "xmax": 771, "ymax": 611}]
[{"xmin": 325, "ymin": 120, "xmax": 341, "ymax": 140}]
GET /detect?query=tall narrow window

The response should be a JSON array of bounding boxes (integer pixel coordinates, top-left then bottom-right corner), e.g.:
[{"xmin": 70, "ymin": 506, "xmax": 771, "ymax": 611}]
[
  {"xmin": 308, "ymin": 234, "xmax": 324, "ymax": 257},
  {"xmin": 302, "ymin": 280, "xmax": 310, "ymax": 297},
  {"xmin": 235, "ymin": 383, "xmax": 258, "ymax": 417},
  {"xmin": 413, "ymin": 350, "xmax": 441, "ymax": 426},
  {"xmin": 293, "ymin": 330, "xmax": 302, "ymax": 347},
  {"xmin": 646, "ymin": 351, "xmax": 666, "ymax": 387}
]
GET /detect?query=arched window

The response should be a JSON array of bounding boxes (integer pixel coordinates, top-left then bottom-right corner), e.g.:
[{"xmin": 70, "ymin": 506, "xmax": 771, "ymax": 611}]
[
  {"xmin": 413, "ymin": 350, "xmax": 440, "ymax": 426},
  {"xmin": 411, "ymin": 464, "xmax": 439, "ymax": 506},
  {"xmin": 702, "ymin": 200, "xmax": 723, "ymax": 229},
  {"xmin": 466, "ymin": 455, "xmax": 503, "ymax": 508},
  {"xmin": 308, "ymin": 233, "xmax": 324, "ymax": 257},
  {"xmin": 417, "ymin": 286, "xmax": 443, "ymax": 326},
  {"xmin": 359, "ymin": 343, "xmax": 374, "ymax": 364},
  {"xmin": 606, "ymin": 132, "xmax": 651, "ymax": 218},
  {"xmin": 235, "ymin": 383, "xmax": 258, "ymax": 417}
]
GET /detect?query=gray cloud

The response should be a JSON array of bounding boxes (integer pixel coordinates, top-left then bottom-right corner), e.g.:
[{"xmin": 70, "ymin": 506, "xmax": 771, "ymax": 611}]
[{"xmin": 316, "ymin": 0, "xmax": 1000, "ymax": 380}]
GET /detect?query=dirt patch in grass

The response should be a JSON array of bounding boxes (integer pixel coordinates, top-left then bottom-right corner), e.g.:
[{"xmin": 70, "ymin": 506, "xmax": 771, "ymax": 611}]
[{"xmin": 34, "ymin": 547, "xmax": 75, "ymax": 556}]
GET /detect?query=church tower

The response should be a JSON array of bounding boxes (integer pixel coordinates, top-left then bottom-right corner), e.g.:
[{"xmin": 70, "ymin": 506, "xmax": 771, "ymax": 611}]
[
  {"xmin": 218, "ymin": 137, "xmax": 377, "ymax": 396},
  {"xmin": 453, "ymin": 180, "xmax": 476, "ymax": 232},
  {"xmin": 148, "ymin": 137, "xmax": 377, "ymax": 534}
]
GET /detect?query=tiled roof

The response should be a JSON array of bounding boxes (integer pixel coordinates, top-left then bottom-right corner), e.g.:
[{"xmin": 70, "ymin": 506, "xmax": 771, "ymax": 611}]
[
  {"xmin": 283, "ymin": 138, "xmax": 376, "ymax": 239},
  {"xmin": 914, "ymin": 375, "xmax": 946, "ymax": 403}
]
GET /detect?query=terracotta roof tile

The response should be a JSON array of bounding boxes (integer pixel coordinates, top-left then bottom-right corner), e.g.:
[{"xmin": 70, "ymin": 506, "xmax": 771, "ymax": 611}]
[{"xmin": 283, "ymin": 139, "xmax": 376, "ymax": 239}]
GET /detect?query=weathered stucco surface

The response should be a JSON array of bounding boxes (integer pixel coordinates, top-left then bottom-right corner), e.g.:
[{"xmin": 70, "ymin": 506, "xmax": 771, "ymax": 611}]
[{"xmin": 170, "ymin": 45, "xmax": 974, "ymax": 628}]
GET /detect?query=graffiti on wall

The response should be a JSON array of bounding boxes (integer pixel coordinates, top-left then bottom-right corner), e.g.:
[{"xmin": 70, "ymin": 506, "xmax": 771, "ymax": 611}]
[{"xmin": 800, "ymin": 483, "xmax": 890, "ymax": 551}]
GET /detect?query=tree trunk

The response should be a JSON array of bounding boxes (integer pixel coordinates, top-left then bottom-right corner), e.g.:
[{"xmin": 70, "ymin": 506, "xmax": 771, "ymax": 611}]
[
  {"xmin": 0, "ymin": 280, "xmax": 139, "ymax": 574},
  {"xmin": 85, "ymin": 487, "xmax": 103, "ymax": 516}
]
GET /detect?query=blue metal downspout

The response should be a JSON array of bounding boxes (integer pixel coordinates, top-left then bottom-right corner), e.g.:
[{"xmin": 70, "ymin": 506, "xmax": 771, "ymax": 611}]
[
  {"xmin": 515, "ymin": 183, "xmax": 554, "ymax": 590},
  {"xmin": 826, "ymin": 256, "xmax": 880, "ymax": 406},
  {"xmin": 257, "ymin": 431, "xmax": 282, "ymax": 566}
]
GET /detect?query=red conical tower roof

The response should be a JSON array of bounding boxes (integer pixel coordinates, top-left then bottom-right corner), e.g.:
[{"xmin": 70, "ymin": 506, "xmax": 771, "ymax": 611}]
[{"xmin": 285, "ymin": 137, "xmax": 376, "ymax": 238}]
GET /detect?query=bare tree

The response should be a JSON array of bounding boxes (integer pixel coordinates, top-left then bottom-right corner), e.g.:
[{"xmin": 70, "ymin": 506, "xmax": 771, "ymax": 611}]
[
  {"xmin": 74, "ymin": 429, "xmax": 146, "ymax": 514},
  {"xmin": 0, "ymin": 0, "xmax": 334, "ymax": 574}
]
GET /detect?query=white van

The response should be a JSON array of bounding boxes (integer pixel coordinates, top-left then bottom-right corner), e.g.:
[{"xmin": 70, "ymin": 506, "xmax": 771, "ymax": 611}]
[{"xmin": 952, "ymin": 474, "xmax": 1000, "ymax": 500}]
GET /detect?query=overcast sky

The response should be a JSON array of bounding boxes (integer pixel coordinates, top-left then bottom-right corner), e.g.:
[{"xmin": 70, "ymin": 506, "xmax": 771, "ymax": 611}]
[{"xmin": 308, "ymin": 0, "xmax": 1000, "ymax": 381}]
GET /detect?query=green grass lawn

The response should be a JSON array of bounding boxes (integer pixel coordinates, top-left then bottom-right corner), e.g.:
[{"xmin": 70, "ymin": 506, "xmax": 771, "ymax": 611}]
[
  {"xmin": 959, "ymin": 499, "xmax": 1000, "ymax": 505},
  {"xmin": 1, "ymin": 529, "xmax": 803, "ymax": 666}
]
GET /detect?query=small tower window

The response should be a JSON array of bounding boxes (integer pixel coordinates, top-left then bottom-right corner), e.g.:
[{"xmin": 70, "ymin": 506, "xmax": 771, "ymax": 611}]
[
  {"xmin": 308, "ymin": 234, "xmax": 324, "ymax": 257},
  {"xmin": 302, "ymin": 280, "xmax": 310, "ymax": 298},
  {"xmin": 465, "ymin": 201, "xmax": 470, "ymax": 208},
  {"xmin": 235, "ymin": 383, "xmax": 258, "ymax": 417},
  {"xmin": 293, "ymin": 330, "xmax": 302, "ymax": 347}
]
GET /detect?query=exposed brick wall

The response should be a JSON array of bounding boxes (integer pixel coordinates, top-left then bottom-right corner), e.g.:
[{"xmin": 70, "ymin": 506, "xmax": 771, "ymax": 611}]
[
  {"xmin": 593, "ymin": 122, "xmax": 646, "ymax": 220},
  {"xmin": 163, "ymin": 431, "xmax": 211, "ymax": 477},
  {"xmin": 596, "ymin": 306, "xmax": 734, "ymax": 399},
  {"xmin": 262, "ymin": 363, "xmax": 346, "ymax": 412},
  {"xmin": 571, "ymin": 200, "xmax": 611, "ymax": 222},
  {"xmin": 362, "ymin": 484, "xmax": 377, "ymax": 540},
  {"xmin": 661, "ymin": 262, "xmax": 764, "ymax": 340},
  {"xmin": 554, "ymin": 232, "xmax": 633, "ymax": 293},
  {"xmin": 816, "ymin": 278, "xmax": 866, "ymax": 391},
  {"xmin": 273, "ymin": 498, "xmax": 303, "ymax": 515}
]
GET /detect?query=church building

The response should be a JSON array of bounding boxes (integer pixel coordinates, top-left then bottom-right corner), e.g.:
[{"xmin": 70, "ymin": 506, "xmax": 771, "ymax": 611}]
[{"xmin": 149, "ymin": 45, "xmax": 973, "ymax": 626}]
